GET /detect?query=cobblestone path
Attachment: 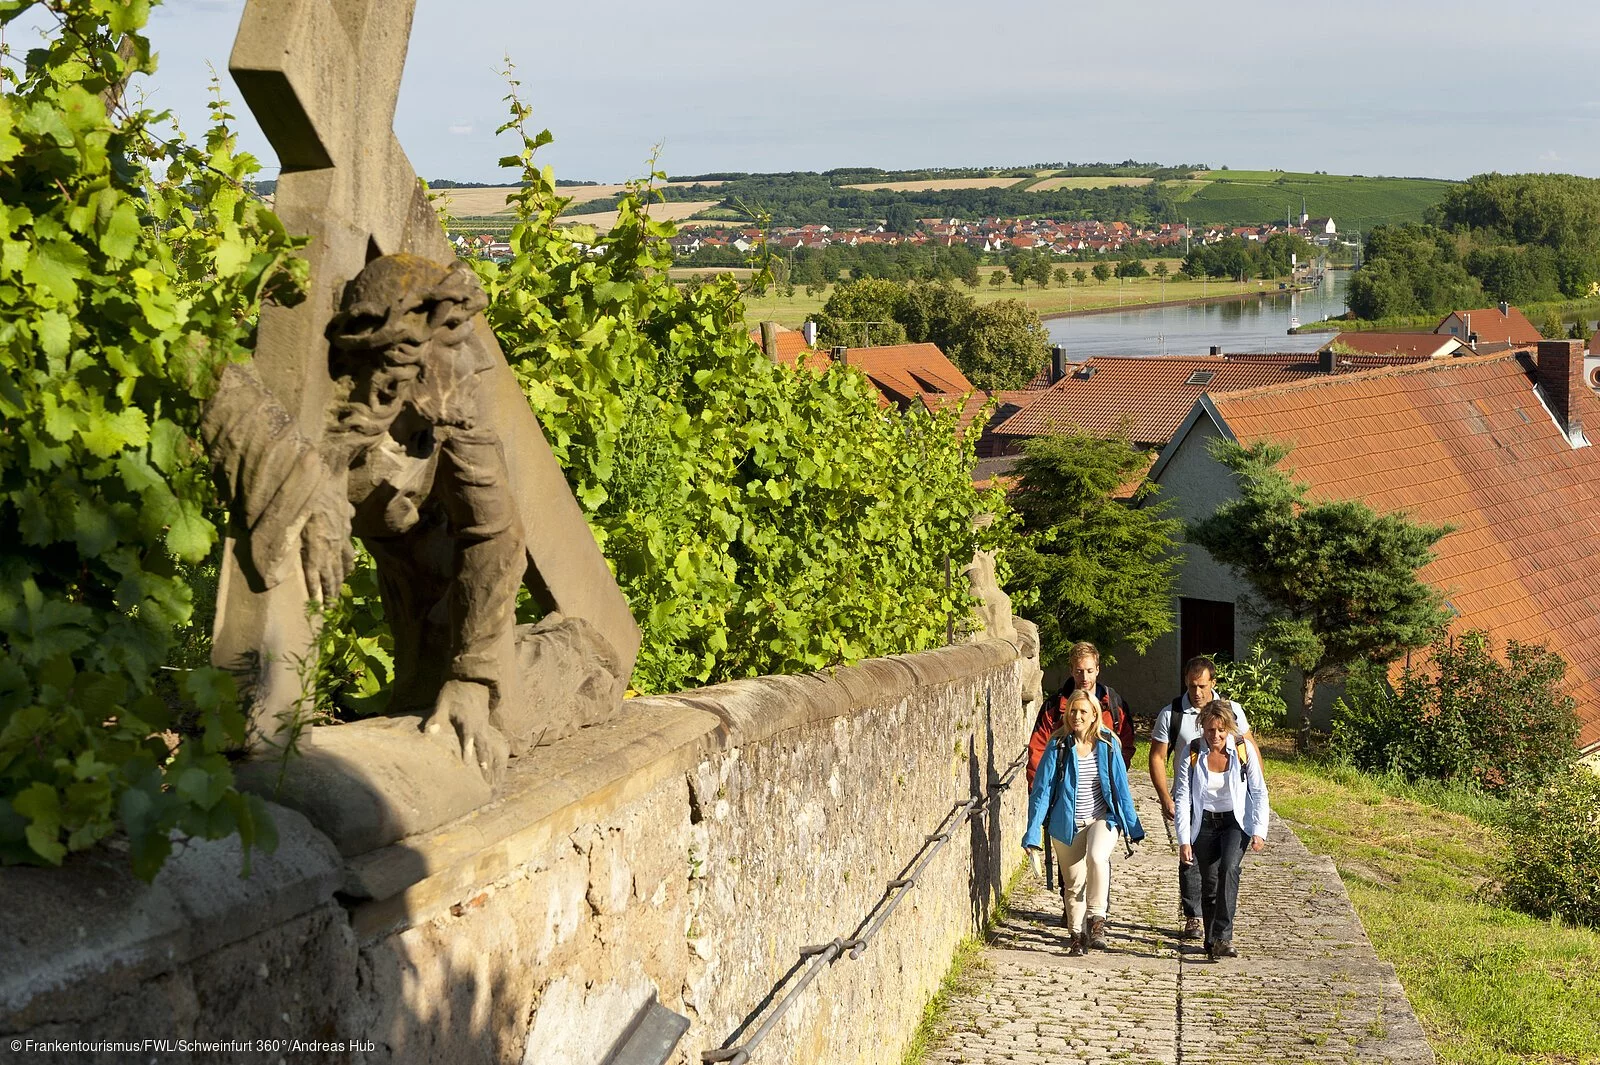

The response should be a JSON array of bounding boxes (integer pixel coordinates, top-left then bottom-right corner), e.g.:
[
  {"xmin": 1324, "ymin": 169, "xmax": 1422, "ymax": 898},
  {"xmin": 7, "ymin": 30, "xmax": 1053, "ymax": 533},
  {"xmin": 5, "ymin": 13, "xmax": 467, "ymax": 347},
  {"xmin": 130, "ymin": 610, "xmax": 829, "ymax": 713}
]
[{"xmin": 921, "ymin": 779, "xmax": 1436, "ymax": 1065}]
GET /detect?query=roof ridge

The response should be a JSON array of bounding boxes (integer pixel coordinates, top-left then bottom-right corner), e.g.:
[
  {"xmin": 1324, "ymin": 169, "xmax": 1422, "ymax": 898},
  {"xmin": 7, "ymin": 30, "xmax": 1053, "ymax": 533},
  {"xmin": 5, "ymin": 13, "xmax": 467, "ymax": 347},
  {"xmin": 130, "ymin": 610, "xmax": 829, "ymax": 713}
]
[{"xmin": 1211, "ymin": 349, "xmax": 1519, "ymax": 406}]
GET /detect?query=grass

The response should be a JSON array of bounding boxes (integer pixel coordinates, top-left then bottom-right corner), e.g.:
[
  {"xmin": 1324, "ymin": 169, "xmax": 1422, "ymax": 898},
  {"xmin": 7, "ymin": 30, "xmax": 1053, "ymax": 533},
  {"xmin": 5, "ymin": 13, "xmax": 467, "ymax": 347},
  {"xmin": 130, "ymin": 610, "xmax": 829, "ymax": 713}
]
[
  {"xmin": 737, "ymin": 264, "xmax": 1293, "ymax": 329},
  {"xmin": 898, "ymin": 865, "xmax": 1023, "ymax": 1065},
  {"xmin": 1259, "ymin": 739, "xmax": 1600, "ymax": 1065}
]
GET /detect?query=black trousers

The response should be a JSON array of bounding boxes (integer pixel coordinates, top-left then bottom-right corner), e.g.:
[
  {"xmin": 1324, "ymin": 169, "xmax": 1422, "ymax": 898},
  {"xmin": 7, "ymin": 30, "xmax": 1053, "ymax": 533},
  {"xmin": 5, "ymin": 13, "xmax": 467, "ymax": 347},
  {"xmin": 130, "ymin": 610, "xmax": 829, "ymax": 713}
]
[
  {"xmin": 1194, "ymin": 810, "xmax": 1248, "ymax": 946},
  {"xmin": 1178, "ymin": 851, "xmax": 1202, "ymax": 918}
]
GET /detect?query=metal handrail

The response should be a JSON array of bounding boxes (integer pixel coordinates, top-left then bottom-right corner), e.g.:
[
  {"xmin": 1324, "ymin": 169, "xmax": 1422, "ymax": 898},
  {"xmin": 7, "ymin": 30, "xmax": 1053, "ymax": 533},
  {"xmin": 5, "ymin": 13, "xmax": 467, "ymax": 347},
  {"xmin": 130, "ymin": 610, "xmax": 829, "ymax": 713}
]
[{"xmin": 701, "ymin": 745, "xmax": 1029, "ymax": 1065}]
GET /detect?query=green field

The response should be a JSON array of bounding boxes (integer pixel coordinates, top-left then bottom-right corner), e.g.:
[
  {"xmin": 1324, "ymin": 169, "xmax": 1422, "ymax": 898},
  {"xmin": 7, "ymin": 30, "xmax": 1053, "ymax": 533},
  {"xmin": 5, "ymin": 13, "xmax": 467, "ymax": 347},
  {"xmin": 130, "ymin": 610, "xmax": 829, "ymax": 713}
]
[{"xmin": 1175, "ymin": 171, "xmax": 1453, "ymax": 233}]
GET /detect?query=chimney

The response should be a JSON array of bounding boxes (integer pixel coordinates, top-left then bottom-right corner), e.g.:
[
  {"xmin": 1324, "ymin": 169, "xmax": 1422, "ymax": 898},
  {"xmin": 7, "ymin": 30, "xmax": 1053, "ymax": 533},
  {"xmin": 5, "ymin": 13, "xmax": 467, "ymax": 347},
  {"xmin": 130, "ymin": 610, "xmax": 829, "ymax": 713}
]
[
  {"xmin": 1499, "ymin": 300, "xmax": 1510, "ymax": 317},
  {"xmin": 1318, "ymin": 348, "xmax": 1336, "ymax": 373},
  {"xmin": 831, "ymin": 345, "xmax": 849, "ymax": 367},
  {"xmin": 1050, "ymin": 344, "xmax": 1067, "ymax": 384},
  {"xmin": 758, "ymin": 321, "xmax": 779, "ymax": 359},
  {"xmin": 1209, "ymin": 345, "xmax": 1222, "ymax": 357},
  {"xmin": 801, "ymin": 320, "xmax": 818, "ymax": 347},
  {"xmin": 1535, "ymin": 339, "xmax": 1586, "ymax": 445}
]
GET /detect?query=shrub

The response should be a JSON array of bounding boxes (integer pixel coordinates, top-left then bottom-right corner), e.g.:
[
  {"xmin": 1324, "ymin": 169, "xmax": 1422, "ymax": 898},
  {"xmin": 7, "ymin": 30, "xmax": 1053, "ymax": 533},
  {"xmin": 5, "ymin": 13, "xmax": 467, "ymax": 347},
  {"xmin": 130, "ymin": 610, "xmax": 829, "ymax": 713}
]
[
  {"xmin": 1214, "ymin": 643, "xmax": 1288, "ymax": 732},
  {"xmin": 1499, "ymin": 765, "xmax": 1600, "ymax": 928},
  {"xmin": 1332, "ymin": 630, "xmax": 1578, "ymax": 791},
  {"xmin": 314, "ymin": 81, "xmax": 1007, "ymax": 699},
  {"xmin": 0, "ymin": 2, "xmax": 304, "ymax": 873}
]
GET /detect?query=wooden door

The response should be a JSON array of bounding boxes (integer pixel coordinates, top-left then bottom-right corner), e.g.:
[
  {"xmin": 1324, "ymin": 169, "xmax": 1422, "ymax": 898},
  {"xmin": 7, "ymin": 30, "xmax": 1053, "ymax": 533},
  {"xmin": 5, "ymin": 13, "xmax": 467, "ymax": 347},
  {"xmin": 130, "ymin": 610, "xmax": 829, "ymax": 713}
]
[{"xmin": 1178, "ymin": 597, "xmax": 1235, "ymax": 682}]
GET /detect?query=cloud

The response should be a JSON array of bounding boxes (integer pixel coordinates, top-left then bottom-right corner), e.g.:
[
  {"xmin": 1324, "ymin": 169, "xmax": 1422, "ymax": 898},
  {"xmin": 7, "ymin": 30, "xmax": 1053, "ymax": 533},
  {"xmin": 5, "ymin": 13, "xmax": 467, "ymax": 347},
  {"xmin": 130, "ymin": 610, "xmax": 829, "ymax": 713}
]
[
  {"xmin": 1540, "ymin": 149, "xmax": 1562, "ymax": 162},
  {"xmin": 448, "ymin": 124, "xmax": 474, "ymax": 136}
]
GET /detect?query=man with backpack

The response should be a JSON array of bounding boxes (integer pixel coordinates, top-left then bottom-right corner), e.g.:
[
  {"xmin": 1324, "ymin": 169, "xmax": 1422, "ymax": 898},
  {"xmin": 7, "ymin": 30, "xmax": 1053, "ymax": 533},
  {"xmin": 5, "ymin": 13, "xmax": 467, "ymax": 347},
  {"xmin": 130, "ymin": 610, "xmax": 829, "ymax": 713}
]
[
  {"xmin": 1148, "ymin": 655, "xmax": 1255, "ymax": 941},
  {"xmin": 1026, "ymin": 641, "xmax": 1136, "ymax": 790}
]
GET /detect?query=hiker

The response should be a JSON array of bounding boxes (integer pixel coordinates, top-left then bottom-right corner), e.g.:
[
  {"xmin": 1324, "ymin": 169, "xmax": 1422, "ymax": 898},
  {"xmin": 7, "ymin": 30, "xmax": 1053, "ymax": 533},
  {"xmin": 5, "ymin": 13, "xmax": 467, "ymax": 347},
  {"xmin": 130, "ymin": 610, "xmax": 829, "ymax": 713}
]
[
  {"xmin": 1023, "ymin": 689, "xmax": 1146, "ymax": 956},
  {"xmin": 1173, "ymin": 701, "xmax": 1269, "ymax": 961},
  {"xmin": 1147, "ymin": 655, "xmax": 1254, "ymax": 940},
  {"xmin": 1026, "ymin": 641, "xmax": 1136, "ymax": 790}
]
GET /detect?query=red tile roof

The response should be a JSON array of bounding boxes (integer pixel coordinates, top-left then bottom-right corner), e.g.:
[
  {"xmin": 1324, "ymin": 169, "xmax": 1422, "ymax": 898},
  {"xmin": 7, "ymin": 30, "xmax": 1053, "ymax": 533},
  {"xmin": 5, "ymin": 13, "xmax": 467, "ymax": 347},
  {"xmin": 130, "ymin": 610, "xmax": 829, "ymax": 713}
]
[
  {"xmin": 749, "ymin": 326, "xmax": 830, "ymax": 371},
  {"xmin": 990, "ymin": 355, "xmax": 1323, "ymax": 446},
  {"xmin": 1436, "ymin": 306, "xmax": 1543, "ymax": 346},
  {"xmin": 1206, "ymin": 352, "xmax": 1600, "ymax": 749},
  {"xmin": 919, "ymin": 390, "xmax": 992, "ymax": 436},
  {"xmin": 844, "ymin": 343, "xmax": 974, "ymax": 403},
  {"xmin": 1326, "ymin": 332, "xmax": 1466, "ymax": 359}
]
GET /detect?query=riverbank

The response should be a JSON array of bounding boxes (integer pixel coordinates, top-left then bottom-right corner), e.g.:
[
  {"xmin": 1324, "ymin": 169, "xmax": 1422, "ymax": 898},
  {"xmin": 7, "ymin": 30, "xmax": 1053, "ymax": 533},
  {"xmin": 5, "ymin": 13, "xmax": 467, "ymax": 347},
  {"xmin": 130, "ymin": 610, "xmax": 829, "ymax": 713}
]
[
  {"xmin": 1037, "ymin": 282, "xmax": 1318, "ymax": 321},
  {"xmin": 735, "ymin": 268, "xmax": 1306, "ymax": 329},
  {"xmin": 1296, "ymin": 294, "xmax": 1600, "ymax": 335}
]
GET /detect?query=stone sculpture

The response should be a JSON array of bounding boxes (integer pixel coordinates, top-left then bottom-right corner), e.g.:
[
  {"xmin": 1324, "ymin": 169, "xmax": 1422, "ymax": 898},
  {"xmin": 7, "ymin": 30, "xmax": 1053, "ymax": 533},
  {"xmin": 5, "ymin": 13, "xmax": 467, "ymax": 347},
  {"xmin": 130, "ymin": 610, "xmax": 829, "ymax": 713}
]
[{"xmin": 203, "ymin": 0, "xmax": 639, "ymax": 852}]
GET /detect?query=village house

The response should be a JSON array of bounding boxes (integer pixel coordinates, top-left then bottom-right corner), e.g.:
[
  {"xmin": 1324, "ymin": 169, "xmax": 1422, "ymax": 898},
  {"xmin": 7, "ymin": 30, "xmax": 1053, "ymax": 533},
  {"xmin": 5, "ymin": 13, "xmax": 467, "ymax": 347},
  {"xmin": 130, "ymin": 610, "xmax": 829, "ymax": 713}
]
[
  {"xmin": 836, "ymin": 342, "xmax": 975, "ymax": 408},
  {"xmin": 1322, "ymin": 332, "xmax": 1470, "ymax": 360},
  {"xmin": 1436, "ymin": 302, "xmax": 1543, "ymax": 350},
  {"xmin": 983, "ymin": 350, "xmax": 1428, "ymax": 454},
  {"xmin": 1118, "ymin": 341, "xmax": 1600, "ymax": 754}
]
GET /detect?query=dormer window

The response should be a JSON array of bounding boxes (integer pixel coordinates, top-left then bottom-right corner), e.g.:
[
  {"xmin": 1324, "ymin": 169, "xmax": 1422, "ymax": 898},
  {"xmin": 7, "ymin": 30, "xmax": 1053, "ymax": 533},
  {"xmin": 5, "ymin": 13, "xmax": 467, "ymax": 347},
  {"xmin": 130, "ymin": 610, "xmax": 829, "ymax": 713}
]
[{"xmin": 1186, "ymin": 372, "xmax": 1215, "ymax": 385}]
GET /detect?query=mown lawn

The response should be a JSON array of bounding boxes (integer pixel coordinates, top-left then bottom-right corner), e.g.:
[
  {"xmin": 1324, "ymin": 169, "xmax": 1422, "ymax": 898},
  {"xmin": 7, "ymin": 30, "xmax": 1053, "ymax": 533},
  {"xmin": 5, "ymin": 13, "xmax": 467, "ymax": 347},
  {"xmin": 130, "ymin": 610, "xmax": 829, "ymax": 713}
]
[{"xmin": 1261, "ymin": 742, "xmax": 1600, "ymax": 1065}]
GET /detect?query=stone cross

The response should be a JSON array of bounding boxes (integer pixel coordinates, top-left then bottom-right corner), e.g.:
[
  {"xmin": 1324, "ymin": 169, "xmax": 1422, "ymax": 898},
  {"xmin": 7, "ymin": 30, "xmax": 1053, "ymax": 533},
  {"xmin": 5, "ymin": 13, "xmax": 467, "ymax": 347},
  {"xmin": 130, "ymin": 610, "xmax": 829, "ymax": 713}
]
[{"xmin": 218, "ymin": 0, "xmax": 639, "ymax": 739}]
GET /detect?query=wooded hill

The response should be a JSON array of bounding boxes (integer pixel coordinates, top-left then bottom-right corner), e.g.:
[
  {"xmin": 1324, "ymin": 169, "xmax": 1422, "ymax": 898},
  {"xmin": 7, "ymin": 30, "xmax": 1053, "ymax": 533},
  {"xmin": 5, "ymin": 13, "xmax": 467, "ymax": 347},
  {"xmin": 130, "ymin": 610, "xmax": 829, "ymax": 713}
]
[{"xmin": 1347, "ymin": 173, "xmax": 1600, "ymax": 320}]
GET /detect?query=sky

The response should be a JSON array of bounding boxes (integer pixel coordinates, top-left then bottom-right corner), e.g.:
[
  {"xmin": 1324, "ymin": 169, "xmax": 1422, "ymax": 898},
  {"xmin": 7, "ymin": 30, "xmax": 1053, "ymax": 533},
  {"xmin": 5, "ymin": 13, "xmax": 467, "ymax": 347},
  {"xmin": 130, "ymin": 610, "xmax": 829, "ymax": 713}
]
[{"xmin": 15, "ymin": 0, "xmax": 1600, "ymax": 185}]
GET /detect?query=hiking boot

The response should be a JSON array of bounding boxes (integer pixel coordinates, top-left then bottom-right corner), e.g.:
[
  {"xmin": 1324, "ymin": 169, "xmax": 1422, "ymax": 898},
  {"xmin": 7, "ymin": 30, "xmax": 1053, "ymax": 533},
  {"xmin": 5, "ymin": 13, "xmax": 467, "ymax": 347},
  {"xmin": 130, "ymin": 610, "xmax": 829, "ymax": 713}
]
[
  {"xmin": 1183, "ymin": 916, "xmax": 1204, "ymax": 940},
  {"xmin": 1087, "ymin": 916, "xmax": 1108, "ymax": 950},
  {"xmin": 1065, "ymin": 932, "xmax": 1084, "ymax": 957},
  {"xmin": 1213, "ymin": 940, "xmax": 1238, "ymax": 959}
]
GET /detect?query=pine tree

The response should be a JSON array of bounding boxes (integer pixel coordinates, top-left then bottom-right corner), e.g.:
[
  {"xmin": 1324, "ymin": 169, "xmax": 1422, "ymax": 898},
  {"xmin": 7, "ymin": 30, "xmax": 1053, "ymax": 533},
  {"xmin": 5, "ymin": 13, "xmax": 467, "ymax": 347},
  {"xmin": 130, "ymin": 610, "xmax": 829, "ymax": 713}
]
[
  {"xmin": 1007, "ymin": 434, "xmax": 1181, "ymax": 667},
  {"xmin": 1188, "ymin": 440, "xmax": 1452, "ymax": 749}
]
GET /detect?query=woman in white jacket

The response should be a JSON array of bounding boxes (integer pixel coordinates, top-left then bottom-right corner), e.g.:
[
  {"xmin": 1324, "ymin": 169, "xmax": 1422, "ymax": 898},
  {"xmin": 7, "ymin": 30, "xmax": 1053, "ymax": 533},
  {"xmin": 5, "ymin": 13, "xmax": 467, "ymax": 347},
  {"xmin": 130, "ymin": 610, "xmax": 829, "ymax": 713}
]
[{"xmin": 1173, "ymin": 701, "xmax": 1268, "ymax": 961}]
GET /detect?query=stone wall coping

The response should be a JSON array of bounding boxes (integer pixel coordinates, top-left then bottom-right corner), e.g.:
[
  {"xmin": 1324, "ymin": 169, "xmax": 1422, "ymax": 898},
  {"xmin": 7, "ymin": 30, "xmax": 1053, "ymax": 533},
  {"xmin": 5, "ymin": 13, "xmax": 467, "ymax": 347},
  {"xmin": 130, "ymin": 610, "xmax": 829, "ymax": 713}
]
[
  {"xmin": 343, "ymin": 638, "xmax": 1021, "ymax": 939},
  {"xmin": 0, "ymin": 803, "xmax": 340, "ymax": 1027}
]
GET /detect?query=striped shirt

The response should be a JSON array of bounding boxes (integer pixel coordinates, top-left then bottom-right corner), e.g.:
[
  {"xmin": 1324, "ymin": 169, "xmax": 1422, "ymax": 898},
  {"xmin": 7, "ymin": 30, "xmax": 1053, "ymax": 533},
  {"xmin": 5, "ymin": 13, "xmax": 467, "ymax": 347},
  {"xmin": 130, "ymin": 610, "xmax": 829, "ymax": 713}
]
[{"xmin": 1074, "ymin": 750, "xmax": 1107, "ymax": 824}]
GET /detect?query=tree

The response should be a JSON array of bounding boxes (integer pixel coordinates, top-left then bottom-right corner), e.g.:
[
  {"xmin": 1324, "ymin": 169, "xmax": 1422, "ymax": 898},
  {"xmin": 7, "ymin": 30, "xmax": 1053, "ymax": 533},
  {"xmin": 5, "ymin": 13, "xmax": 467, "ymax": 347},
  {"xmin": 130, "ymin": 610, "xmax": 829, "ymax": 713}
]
[
  {"xmin": 883, "ymin": 202, "xmax": 918, "ymax": 235},
  {"xmin": 1029, "ymin": 255, "xmax": 1052, "ymax": 289},
  {"xmin": 1346, "ymin": 224, "xmax": 1483, "ymax": 320},
  {"xmin": 814, "ymin": 277, "xmax": 909, "ymax": 347},
  {"xmin": 1008, "ymin": 435, "xmax": 1180, "ymax": 667},
  {"xmin": 1153, "ymin": 261, "xmax": 1169, "ymax": 280},
  {"xmin": 899, "ymin": 281, "xmax": 976, "ymax": 357},
  {"xmin": 1188, "ymin": 440, "xmax": 1452, "ymax": 750},
  {"xmin": 1053, "ymin": 266, "xmax": 1071, "ymax": 288},
  {"xmin": 1072, "ymin": 268, "xmax": 1087, "ymax": 286},
  {"xmin": 951, "ymin": 299, "xmax": 1051, "ymax": 391},
  {"xmin": 1092, "ymin": 262, "xmax": 1112, "ymax": 284},
  {"xmin": 989, "ymin": 269, "xmax": 1006, "ymax": 288},
  {"xmin": 1541, "ymin": 310, "xmax": 1568, "ymax": 339},
  {"xmin": 1116, "ymin": 258, "xmax": 1148, "ymax": 279}
]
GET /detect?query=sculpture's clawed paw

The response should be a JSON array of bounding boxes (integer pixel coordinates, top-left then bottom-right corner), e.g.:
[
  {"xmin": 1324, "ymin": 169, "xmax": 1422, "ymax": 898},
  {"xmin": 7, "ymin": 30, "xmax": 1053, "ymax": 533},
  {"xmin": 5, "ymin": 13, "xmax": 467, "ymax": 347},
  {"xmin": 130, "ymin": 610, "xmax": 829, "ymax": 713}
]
[{"xmin": 426, "ymin": 680, "xmax": 510, "ymax": 785}]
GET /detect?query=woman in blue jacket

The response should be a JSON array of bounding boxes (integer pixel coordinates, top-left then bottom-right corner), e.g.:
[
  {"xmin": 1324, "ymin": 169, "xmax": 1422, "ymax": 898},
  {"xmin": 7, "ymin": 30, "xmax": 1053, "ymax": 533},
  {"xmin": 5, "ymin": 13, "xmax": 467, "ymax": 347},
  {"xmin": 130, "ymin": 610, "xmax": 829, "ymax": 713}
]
[
  {"xmin": 1023, "ymin": 689, "xmax": 1146, "ymax": 956},
  {"xmin": 1173, "ymin": 701, "xmax": 1269, "ymax": 961}
]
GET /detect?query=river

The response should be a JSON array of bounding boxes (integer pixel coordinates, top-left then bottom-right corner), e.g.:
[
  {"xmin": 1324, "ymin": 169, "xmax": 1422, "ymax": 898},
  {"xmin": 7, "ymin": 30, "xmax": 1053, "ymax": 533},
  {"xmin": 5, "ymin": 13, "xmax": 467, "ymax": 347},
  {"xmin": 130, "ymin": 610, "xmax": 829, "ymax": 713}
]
[{"xmin": 1046, "ymin": 270, "xmax": 1350, "ymax": 358}]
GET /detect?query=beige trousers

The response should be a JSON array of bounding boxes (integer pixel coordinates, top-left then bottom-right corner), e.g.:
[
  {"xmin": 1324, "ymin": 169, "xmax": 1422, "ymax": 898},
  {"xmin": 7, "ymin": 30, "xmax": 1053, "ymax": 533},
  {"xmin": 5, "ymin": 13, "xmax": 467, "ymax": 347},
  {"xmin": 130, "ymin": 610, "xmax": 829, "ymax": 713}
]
[{"xmin": 1051, "ymin": 819, "xmax": 1117, "ymax": 933}]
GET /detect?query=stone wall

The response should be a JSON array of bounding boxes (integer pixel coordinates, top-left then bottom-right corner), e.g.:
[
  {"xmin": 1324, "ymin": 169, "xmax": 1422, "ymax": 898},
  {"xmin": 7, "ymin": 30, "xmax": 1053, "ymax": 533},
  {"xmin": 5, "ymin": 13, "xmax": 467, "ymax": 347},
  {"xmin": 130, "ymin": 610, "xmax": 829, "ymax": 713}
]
[{"xmin": 2, "ymin": 629, "xmax": 1037, "ymax": 1065}]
